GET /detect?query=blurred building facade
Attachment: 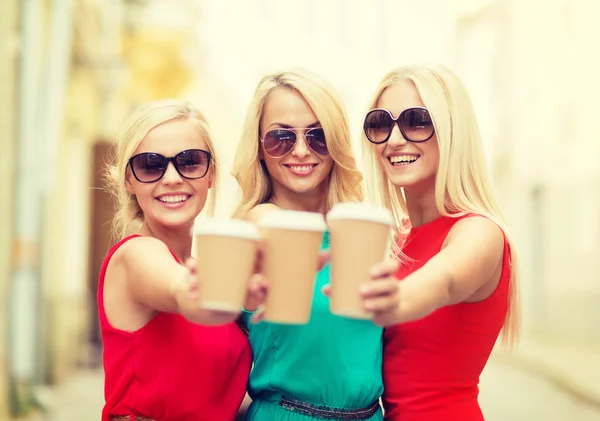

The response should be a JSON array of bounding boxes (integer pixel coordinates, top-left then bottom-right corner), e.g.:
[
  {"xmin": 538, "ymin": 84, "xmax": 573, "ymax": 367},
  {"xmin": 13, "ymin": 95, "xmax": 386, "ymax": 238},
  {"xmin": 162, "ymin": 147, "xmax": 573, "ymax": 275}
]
[
  {"xmin": 1, "ymin": 0, "xmax": 599, "ymax": 419},
  {"xmin": 1, "ymin": 2, "xmax": 19, "ymax": 419}
]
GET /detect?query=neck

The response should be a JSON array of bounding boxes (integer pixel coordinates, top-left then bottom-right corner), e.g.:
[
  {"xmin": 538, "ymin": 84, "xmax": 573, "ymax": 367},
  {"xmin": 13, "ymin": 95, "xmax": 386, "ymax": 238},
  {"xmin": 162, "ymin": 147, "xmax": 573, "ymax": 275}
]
[
  {"xmin": 404, "ymin": 181, "xmax": 440, "ymax": 228},
  {"xmin": 270, "ymin": 180, "xmax": 329, "ymax": 215},
  {"xmin": 139, "ymin": 220, "xmax": 193, "ymax": 263}
]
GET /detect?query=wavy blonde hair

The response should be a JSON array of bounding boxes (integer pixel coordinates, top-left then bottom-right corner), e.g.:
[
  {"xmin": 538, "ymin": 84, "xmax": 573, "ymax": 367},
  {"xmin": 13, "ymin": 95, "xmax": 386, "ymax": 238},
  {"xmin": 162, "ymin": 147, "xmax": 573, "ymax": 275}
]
[
  {"xmin": 106, "ymin": 99, "xmax": 219, "ymax": 240},
  {"xmin": 361, "ymin": 64, "xmax": 520, "ymax": 346},
  {"xmin": 231, "ymin": 68, "xmax": 363, "ymax": 218}
]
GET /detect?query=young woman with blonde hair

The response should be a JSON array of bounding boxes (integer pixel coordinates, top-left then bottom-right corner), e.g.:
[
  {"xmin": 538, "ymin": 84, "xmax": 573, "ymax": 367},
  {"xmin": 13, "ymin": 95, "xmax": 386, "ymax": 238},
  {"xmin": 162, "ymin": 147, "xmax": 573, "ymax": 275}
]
[
  {"xmin": 357, "ymin": 63, "xmax": 520, "ymax": 421},
  {"xmin": 99, "ymin": 100, "xmax": 260, "ymax": 421},
  {"xmin": 232, "ymin": 69, "xmax": 397, "ymax": 420}
]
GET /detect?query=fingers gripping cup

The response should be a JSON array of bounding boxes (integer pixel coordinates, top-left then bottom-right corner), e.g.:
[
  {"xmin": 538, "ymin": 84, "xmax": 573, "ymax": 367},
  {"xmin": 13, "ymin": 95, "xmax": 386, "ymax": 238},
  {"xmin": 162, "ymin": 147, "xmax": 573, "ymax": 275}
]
[
  {"xmin": 194, "ymin": 219, "xmax": 260, "ymax": 315},
  {"xmin": 326, "ymin": 203, "xmax": 393, "ymax": 319},
  {"xmin": 258, "ymin": 211, "xmax": 327, "ymax": 324}
]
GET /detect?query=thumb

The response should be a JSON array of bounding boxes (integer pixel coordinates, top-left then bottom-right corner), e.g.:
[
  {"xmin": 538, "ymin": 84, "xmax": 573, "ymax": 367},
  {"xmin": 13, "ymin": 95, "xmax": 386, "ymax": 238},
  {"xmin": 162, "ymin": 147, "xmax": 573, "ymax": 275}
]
[
  {"xmin": 321, "ymin": 284, "xmax": 332, "ymax": 297},
  {"xmin": 183, "ymin": 257, "xmax": 196, "ymax": 274}
]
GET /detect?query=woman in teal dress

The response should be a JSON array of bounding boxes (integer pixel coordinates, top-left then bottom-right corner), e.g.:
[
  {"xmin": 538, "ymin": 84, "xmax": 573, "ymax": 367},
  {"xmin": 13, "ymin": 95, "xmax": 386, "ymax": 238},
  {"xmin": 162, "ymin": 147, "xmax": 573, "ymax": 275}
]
[{"xmin": 231, "ymin": 68, "xmax": 396, "ymax": 420}]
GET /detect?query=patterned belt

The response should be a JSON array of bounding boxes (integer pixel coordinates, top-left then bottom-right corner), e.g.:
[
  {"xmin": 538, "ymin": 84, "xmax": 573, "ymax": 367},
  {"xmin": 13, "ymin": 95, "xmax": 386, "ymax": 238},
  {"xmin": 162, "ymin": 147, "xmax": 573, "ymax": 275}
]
[
  {"xmin": 110, "ymin": 416, "xmax": 154, "ymax": 421},
  {"xmin": 280, "ymin": 396, "xmax": 381, "ymax": 420}
]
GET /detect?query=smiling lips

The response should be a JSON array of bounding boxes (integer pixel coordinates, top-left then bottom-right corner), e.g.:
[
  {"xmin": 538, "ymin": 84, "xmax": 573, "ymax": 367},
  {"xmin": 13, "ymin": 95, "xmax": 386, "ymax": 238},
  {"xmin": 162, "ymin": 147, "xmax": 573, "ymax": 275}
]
[
  {"xmin": 389, "ymin": 154, "xmax": 420, "ymax": 166},
  {"xmin": 156, "ymin": 194, "xmax": 191, "ymax": 207},
  {"xmin": 284, "ymin": 163, "xmax": 318, "ymax": 176}
]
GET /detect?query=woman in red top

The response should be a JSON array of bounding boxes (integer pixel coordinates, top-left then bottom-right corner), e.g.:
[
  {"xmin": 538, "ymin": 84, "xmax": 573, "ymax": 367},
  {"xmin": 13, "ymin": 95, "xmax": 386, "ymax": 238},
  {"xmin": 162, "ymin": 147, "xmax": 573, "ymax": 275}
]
[
  {"xmin": 99, "ymin": 100, "xmax": 259, "ymax": 421},
  {"xmin": 356, "ymin": 64, "xmax": 521, "ymax": 420}
]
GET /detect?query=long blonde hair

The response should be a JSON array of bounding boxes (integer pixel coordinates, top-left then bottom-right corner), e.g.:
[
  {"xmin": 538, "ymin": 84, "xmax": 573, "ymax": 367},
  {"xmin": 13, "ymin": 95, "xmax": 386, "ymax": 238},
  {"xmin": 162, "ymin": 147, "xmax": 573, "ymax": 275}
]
[
  {"xmin": 106, "ymin": 99, "xmax": 219, "ymax": 239},
  {"xmin": 362, "ymin": 64, "xmax": 520, "ymax": 346},
  {"xmin": 231, "ymin": 68, "xmax": 363, "ymax": 217}
]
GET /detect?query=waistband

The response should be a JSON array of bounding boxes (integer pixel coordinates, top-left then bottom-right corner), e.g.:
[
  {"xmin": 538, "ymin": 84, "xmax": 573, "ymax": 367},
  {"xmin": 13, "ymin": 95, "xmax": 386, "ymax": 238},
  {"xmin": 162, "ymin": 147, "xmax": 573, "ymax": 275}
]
[
  {"xmin": 110, "ymin": 416, "xmax": 154, "ymax": 421},
  {"xmin": 257, "ymin": 393, "xmax": 381, "ymax": 420}
]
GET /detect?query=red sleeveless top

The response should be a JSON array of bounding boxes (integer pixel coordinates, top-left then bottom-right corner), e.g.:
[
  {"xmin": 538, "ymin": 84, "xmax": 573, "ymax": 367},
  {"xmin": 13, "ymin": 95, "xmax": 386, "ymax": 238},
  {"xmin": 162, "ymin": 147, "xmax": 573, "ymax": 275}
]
[
  {"xmin": 98, "ymin": 235, "xmax": 252, "ymax": 421},
  {"xmin": 383, "ymin": 215, "xmax": 511, "ymax": 421}
]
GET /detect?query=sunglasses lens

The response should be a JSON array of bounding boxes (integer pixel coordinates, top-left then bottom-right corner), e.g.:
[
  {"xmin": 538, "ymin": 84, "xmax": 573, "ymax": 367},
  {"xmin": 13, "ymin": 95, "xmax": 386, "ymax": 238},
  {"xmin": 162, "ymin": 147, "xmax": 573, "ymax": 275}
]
[
  {"xmin": 306, "ymin": 128, "xmax": 328, "ymax": 155},
  {"xmin": 364, "ymin": 110, "xmax": 393, "ymax": 143},
  {"xmin": 131, "ymin": 153, "xmax": 167, "ymax": 182},
  {"xmin": 175, "ymin": 149, "xmax": 210, "ymax": 179},
  {"xmin": 263, "ymin": 129, "xmax": 296, "ymax": 157},
  {"xmin": 400, "ymin": 108, "xmax": 434, "ymax": 141}
]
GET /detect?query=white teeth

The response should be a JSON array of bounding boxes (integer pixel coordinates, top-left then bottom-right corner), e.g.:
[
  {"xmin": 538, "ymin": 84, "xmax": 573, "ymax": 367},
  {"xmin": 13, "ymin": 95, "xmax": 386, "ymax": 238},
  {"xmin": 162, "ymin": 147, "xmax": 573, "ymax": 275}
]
[
  {"xmin": 289, "ymin": 165, "xmax": 314, "ymax": 172},
  {"xmin": 390, "ymin": 155, "xmax": 418, "ymax": 164},
  {"xmin": 158, "ymin": 195, "xmax": 188, "ymax": 203}
]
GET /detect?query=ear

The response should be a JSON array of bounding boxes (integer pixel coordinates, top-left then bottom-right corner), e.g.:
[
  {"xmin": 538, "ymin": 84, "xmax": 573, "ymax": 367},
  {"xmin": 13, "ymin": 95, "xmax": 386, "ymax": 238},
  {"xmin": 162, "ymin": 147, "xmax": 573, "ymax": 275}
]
[
  {"xmin": 207, "ymin": 169, "xmax": 214, "ymax": 189},
  {"xmin": 258, "ymin": 144, "xmax": 264, "ymax": 160},
  {"xmin": 125, "ymin": 169, "xmax": 135, "ymax": 194}
]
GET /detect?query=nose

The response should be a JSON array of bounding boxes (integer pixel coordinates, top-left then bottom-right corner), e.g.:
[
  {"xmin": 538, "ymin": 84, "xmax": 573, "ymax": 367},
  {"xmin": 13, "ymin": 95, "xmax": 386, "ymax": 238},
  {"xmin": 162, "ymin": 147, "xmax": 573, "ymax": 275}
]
[
  {"xmin": 291, "ymin": 133, "xmax": 311, "ymax": 158},
  {"xmin": 161, "ymin": 161, "xmax": 183, "ymax": 185},
  {"xmin": 387, "ymin": 122, "xmax": 408, "ymax": 147}
]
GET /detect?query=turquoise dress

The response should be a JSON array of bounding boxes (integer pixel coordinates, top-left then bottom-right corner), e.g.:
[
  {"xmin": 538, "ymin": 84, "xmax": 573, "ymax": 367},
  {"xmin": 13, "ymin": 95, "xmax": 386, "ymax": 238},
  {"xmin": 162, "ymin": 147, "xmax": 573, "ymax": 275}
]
[{"xmin": 242, "ymin": 232, "xmax": 384, "ymax": 420}]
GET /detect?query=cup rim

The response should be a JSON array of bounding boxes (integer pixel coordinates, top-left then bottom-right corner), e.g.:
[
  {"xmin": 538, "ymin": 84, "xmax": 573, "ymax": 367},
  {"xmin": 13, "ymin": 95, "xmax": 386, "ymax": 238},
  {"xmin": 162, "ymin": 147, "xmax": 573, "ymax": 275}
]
[
  {"xmin": 193, "ymin": 218, "xmax": 260, "ymax": 240},
  {"xmin": 258, "ymin": 210, "xmax": 327, "ymax": 232},
  {"xmin": 326, "ymin": 202, "xmax": 393, "ymax": 226}
]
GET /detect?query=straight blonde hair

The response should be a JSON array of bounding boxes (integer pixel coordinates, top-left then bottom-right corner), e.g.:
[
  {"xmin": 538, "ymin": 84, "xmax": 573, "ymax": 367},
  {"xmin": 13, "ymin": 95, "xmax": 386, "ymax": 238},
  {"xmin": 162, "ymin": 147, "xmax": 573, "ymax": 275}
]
[
  {"xmin": 361, "ymin": 64, "xmax": 520, "ymax": 347},
  {"xmin": 106, "ymin": 99, "xmax": 219, "ymax": 239},
  {"xmin": 231, "ymin": 68, "xmax": 363, "ymax": 218}
]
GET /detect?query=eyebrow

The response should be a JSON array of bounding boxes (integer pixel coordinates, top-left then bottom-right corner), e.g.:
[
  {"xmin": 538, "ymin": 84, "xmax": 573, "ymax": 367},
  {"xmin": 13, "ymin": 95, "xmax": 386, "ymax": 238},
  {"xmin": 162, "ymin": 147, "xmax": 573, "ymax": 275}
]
[{"xmin": 270, "ymin": 121, "xmax": 321, "ymax": 129}]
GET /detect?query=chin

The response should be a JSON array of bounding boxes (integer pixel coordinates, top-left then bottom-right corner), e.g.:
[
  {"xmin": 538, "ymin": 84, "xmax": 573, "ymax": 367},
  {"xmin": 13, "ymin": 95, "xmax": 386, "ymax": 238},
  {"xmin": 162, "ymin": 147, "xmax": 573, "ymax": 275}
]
[
  {"xmin": 386, "ymin": 174, "xmax": 418, "ymax": 189},
  {"xmin": 287, "ymin": 183, "xmax": 321, "ymax": 195},
  {"xmin": 158, "ymin": 215, "xmax": 197, "ymax": 230},
  {"xmin": 391, "ymin": 175, "xmax": 436, "ymax": 192}
]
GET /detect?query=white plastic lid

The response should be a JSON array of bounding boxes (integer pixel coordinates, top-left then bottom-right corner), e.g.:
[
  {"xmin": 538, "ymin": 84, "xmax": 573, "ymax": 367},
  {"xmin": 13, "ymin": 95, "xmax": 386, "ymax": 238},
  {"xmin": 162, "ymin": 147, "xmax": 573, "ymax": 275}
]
[
  {"xmin": 193, "ymin": 218, "xmax": 260, "ymax": 240},
  {"xmin": 258, "ymin": 210, "xmax": 327, "ymax": 232},
  {"xmin": 326, "ymin": 202, "xmax": 393, "ymax": 226}
]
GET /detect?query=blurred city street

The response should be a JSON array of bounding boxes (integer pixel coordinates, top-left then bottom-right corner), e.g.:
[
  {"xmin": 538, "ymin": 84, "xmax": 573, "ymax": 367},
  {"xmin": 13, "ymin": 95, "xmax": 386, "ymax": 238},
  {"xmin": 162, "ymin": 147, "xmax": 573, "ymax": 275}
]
[
  {"xmin": 479, "ymin": 361, "xmax": 600, "ymax": 421},
  {"xmin": 2, "ymin": 0, "xmax": 600, "ymax": 420},
  {"xmin": 29, "ymin": 355, "xmax": 600, "ymax": 421}
]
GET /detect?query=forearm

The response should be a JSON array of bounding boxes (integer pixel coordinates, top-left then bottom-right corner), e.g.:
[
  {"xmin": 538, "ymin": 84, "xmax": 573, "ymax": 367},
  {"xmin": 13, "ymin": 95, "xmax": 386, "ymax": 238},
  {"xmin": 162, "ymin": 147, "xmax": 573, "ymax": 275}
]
[{"xmin": 395, "ymin": 266, "xmax": 452, "ymax": 323}]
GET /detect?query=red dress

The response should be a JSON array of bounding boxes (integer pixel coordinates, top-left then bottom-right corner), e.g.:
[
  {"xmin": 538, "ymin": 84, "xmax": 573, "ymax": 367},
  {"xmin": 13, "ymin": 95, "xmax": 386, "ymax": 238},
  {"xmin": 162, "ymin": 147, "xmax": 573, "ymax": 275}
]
[
  {"xmin": 383, "ymin": 215, "xmax": 511, "ymax": 421},
  {"xmin": 98, "ymin": 235, "xmax": 252, "ymax": 421}
]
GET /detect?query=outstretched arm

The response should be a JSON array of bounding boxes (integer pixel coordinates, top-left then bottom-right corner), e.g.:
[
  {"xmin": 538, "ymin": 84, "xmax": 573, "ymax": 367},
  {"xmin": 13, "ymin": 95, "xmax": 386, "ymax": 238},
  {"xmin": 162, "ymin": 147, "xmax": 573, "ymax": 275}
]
[
  {"xmin": 112, "ymin": 236, "xmax": 229, "ymax": 325},
  {"xmin": 362, "ymin": 216, "xmax": 505, "ymax": 326}
]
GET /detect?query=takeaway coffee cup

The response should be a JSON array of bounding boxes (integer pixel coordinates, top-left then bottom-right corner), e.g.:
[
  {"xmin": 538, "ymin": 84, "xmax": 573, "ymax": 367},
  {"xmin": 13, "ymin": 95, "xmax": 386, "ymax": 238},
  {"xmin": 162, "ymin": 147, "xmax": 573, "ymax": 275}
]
[
  {"xmin": 258, "ymin": 210, "xmax": 326, "ymax": 324},
  {"xmin": 194, "ymin": 218, "xmax": 260, "ymax": 315},
  {"xmin": 326, "ymin": 202, "xmax": 393, "ymax": 319}
]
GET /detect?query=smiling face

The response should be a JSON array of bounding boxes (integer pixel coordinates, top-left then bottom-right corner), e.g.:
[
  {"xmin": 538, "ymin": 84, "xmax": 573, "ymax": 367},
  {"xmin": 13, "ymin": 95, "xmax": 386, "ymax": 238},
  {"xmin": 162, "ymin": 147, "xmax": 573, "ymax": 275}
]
[
  {"xmin": 125, "ymin": 118, "xmax": 213, "ymax": 232},
  {"xmin": 372, "ymin": 79, "xmax": 439, "ymax": 195},
  {"xmin": 259, "ymin": 87, "xmax": 334, "ymax": 198}
]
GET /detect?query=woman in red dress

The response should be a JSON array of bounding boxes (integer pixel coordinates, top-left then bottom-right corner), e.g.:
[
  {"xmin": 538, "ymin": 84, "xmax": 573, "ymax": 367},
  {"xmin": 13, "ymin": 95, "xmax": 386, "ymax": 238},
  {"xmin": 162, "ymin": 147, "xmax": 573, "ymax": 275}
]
[
  {"xmin": 99, "ymin": 100, "xmax": 259, "ymax": 421},
  {"xmin": 358, "ymin": 64, "xmax": 521, "ymax": 420}
]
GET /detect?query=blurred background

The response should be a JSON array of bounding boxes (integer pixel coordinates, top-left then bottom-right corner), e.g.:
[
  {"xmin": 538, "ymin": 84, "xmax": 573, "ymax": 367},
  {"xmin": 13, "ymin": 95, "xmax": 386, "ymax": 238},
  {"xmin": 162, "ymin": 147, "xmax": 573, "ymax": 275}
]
[{"xmin": 1, "ymin": 0, "xmax": 599, "ymax": 420}]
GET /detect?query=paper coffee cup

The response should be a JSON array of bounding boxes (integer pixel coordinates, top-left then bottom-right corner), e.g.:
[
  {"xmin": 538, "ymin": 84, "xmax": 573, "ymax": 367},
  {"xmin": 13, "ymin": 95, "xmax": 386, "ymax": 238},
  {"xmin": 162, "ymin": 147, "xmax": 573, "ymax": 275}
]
[
  {"xmin": 326, "ymin": 202, "xmax": 393, "ymax": 319},
  {"xmin": 258, "ymin": 210, "xmax": 326, "ymax": 324},
  {"xmin": 194, "ymin": 218, "xmax": 260, "ymax": 315}
]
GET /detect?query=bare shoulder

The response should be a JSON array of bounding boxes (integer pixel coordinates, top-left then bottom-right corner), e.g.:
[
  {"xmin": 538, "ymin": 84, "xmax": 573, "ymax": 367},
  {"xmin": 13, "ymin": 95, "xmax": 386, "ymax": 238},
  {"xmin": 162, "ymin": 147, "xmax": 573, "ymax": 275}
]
[
  {"xmin": 444, "ymin": 215, "xmax": 504, "ymax": 252},
  {"xmin": 111, "ymin": 236, "xmax": 173, "ymax": 269},
  {"xmin": 244, "ymin": 203, "xmax": 281, "ymax": 224}
]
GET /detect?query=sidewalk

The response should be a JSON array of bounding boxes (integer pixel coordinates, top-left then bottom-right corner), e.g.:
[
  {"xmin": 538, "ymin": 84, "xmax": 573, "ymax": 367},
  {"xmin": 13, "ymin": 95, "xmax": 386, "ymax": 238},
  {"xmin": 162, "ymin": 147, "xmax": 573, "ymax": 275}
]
[
  {"xmin": 491, "ymin": 333, "xmax": 600, "ymax": 408},
  {"xmin": 28, "ymin": 369, "xmax": 104, "ymax": 421}
]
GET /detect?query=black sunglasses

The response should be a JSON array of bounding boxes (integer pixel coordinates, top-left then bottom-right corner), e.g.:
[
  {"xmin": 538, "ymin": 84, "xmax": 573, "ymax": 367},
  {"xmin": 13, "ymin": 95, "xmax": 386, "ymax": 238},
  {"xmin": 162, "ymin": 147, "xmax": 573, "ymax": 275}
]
[
  {"xmin": 128, "ymin": 149, "xmax": 211, "ymax": 183},
  {"xmin": 261, "ymin": 127, "xmax": 328, "ymax": 158},
  {"xmin": 364, "ymin": 107, "xmax": 435, "ymax": 144}
]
